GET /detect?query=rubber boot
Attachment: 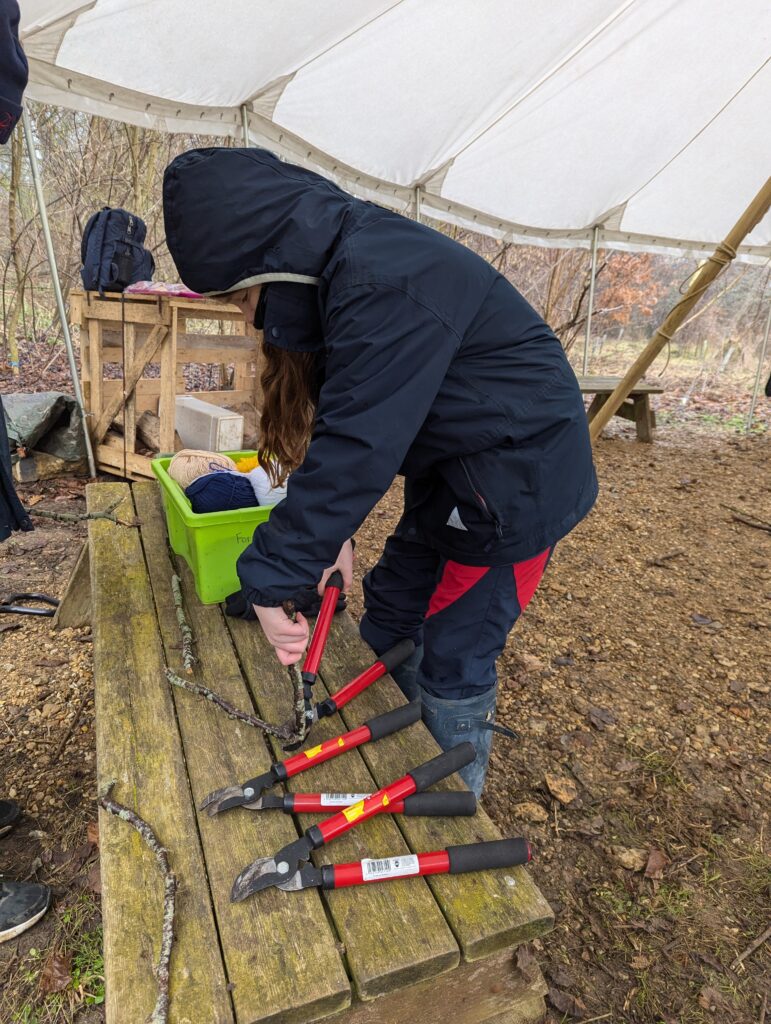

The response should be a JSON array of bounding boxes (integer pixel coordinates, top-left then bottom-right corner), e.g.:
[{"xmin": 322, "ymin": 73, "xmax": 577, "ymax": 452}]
[
  {"xmin": 418, "ymin": 684, "xmax": 500, "ymax": 799},
  {"xmin": 388, "ymin": 643, "xmax": 424, "ymax": 702}
]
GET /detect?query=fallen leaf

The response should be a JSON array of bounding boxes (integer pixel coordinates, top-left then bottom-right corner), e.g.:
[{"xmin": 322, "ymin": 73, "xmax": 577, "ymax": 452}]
[
  {"xmin": 610, "ymin": 845, "xmax": 648, "ymax": 871},
  {"xmin": 39, "ymin": 952, "xmax": 72, "ymax": 994},
  {"xmin": 87, "ymin": 821, "xmax": 99, "ymax": 848},
  {"xmin": 547, "ymin": 986, "xmax": 587, "ymax": 1018},
  {"xmin": 587, "ymin": 706, "xmax": 616, "ymax": 730},
  {"xmin": 516, "ymin": 945, "xmax": 540, "ymax": 983},
  {"xmin": 513, "ymin": 801, "xmax": 549, "ymax": 823},
  {"xmin": 698, "ymin": 985, "xmax": 727, "ymax": 1011},
  {"xmin": 630, "ymin": 955, "xmax": 650, "ymax": 969},
  {"xmin": 87, "ymin": 862, "xmax": 102, "ymax": 894},
  {"xmin": 614, "ymin": 758, "xmax": 641, "ymax": 772},
  {"xmin": 545, "ymin": 773, "xmax": 578, "ymax": 804},
  {"xmin": 691, "ymin": 612, "xmax": 713, "ymax": 625},
  {"xmin": 644, "ymin": 847, "xmax": 670, "ymax": 880}
]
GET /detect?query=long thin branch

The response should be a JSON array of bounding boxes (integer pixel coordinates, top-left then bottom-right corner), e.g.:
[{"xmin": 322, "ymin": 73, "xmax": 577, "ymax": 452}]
[
  {"xmin": 27, "ymin": 497, "xmax": 138, "ymax": 528},
  {"xmin": 170, "ymin": 575, "xmax": 196, "ymax": 674},
  {"xmin": 98, "ymin": 782, "xmax": 177, "ymax": 1024},
  {"xmin": 165, "ymin": 669, "xmax": 298, "ymax": 743}
]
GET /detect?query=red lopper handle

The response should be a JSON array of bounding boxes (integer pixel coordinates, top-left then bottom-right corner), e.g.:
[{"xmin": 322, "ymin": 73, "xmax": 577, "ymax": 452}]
[{"xmin": 303, "ymin": 571, "xmax": 343, "ymax": 676}]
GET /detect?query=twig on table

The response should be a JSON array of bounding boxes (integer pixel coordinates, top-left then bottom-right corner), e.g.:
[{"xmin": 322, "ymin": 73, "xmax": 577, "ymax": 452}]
[
  {"xmin": 28, "ymin": 497, "xmax": 139, "ymax": 528},
  {"xmin": 730, "ymin": 922, "xmax": 771, "ymax": 970},
  {"xmin": 721, "ymin": 504, "xmax": 771, "ymax": 534},
  {"xmin": 170, "ymin": 575, "xmax": 196, "ymax": 674},
  {"xmin": 759, "ymin": 991, "xmax": 767, "ymax": 1024},
  {"xmin": 98, "ymin": 782, "xmax": 177, "ymax": 1024},
  {"xmin": 165, "ymin": 669, "xmax": 298, "ymax": 743}
]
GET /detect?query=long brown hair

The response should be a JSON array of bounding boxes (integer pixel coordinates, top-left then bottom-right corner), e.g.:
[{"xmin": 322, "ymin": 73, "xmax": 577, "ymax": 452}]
[{"xmin": 258, "ymin": 340, "xmax": 319, "ymax": 486}]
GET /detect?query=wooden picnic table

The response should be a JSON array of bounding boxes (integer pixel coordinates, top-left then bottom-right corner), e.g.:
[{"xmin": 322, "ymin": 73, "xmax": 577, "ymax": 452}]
[
  {"xmin": 87, "ymin": 481, "xmax": 554, "ymax": 1024},
  {"xmin": 578, "ymin": 374, "xmax": 663, "ymax": 442}
]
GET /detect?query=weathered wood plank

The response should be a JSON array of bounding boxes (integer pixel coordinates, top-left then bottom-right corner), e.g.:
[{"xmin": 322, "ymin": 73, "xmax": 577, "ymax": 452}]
[
  {"xmin": 159, "ymin": 309, "xmax": 178, "ymax": 453},
  {"xmin": 577, "ymin": 374, "xmax": 663, "ymax": 394},
  {"xmin": 322, "ymin": 948, "xmax": 547, "ymax": 1024},
  {"xmin": 52, "ymin": 542, "xmax": 91, "ymax": 630},
  {"xmin": 133, "ymin": 482, "xmax": 351, "ymax": 1024},
  {"xmin": 96, "ymin": 444, "xmax": 154, "ymax": 479},
  {"xmin": 91, "ymin": 325, "xmax": 169, "ymax": 444},
  {"xmin": 87, "ymin": 483, "xmax": 233, "ymax": 1024},
  {"xmin": 321, "ymin": 614, "xmax": 555, "ymax": 961},
  {"xmin": 227, "ymin": 616, "xmax": 460, "ymax": 1000}
]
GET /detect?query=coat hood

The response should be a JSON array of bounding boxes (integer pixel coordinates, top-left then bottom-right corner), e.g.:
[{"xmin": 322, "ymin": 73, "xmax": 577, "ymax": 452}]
[{"xmin": 163, "ymin": 146, "xmax": 354, "ymax": 295}]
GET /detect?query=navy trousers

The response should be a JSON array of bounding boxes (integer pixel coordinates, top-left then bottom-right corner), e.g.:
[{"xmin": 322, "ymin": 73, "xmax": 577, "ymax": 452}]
[{"xmin": 360, "ymin": 526, "xmax": 551, "ymax": 700}]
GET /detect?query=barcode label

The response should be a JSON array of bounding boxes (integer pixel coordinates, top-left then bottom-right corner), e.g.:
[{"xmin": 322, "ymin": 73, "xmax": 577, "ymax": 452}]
[
  {"xmin": 320, "ymin": 793, "xmax": 371, "ymax": 807},
  {"xmin": 361, "ymin": 855, "xmax": 420, "ymax": 881}
]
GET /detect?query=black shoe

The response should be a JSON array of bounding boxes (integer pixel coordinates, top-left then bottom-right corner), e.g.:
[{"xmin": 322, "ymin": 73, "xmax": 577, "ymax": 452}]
[
  {"xmin": 0, "ymin": 880, "xmax": 51, "ymax": 943},
  {"xmin": 0, "ymin": 800, "xmax": 21, "ymax": 838}
]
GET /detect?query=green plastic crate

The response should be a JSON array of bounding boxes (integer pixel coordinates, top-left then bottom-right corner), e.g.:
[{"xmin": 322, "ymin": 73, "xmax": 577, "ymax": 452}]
[{"xmin": 151, "ymin": 451, "xmax": 272, "ymax": 605}]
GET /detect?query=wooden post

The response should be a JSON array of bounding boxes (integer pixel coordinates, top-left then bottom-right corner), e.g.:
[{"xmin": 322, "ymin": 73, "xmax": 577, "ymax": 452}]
[
  {"xmin": 159, "ymin": 306, "xmax": 178, "ymax": 452},
  {"xmin": 589, "ymin": 176, "xmax": 771, "ymax": 443}
]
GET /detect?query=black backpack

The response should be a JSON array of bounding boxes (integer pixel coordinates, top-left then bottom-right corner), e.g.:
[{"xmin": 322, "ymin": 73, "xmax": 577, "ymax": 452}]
[{"xmin": 80, "ymin": 207, "xmax": 155, "ymax": 294}]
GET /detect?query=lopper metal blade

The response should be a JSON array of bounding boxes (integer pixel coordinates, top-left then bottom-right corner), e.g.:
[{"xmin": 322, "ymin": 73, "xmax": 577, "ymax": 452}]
[
  {"xmin": 230, "ymin": 835, "xmax": 313, "ymax": 901},
  {"xmin": 199, "ymin": 769, "xmax": 275, "ymax": 815}
]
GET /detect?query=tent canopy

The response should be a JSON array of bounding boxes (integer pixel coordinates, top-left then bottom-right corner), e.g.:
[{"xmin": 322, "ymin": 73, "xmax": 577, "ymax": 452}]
[{"xmin": 19, "ymin": 0, "xmax": 771, "ymax": 258}]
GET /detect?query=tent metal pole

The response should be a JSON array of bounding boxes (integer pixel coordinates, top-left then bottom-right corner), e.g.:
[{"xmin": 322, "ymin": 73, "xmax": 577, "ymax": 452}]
[
  {"xmin": 583, "ymin": 225, "xmax": 600, "ymax": 375},
  {"xmin": 589, "ymin": 175, "xmax": 771, "ymax": 444},
  {"xmin": 746, "ymin": 298, "xmax": 771, "ymax": 432},
  {"xmin": 240, "ymin": 104, "xmax": 250, "ymax": 146},
  {"xmin": 21, "ymin": 106, "xmax": 97, "ymax": 478},
  {"xmin": 414, "ymin": 185, "xmax": 422, "ymax": 223}
]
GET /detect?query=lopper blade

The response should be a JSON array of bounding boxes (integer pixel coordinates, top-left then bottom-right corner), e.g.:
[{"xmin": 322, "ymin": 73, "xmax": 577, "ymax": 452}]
[
  {"xmin": 230, "ymin": 835, "xmax": 313, "ymax": 901},
  {"xmin": 199, "ymin": 769, "xmax": 275, "ymax": 815}
]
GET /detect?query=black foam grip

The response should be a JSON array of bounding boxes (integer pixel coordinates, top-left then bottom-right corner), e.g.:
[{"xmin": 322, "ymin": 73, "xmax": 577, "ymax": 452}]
[
  {"xmin": 378, "ymin": 638, "xmax": 416, "ymax": 673},
  {"xmin": 408, "ymin": 742, "xmax": 476, "ymax": 792},
  {"xmin": 365, "ymin": 700, "xmax": 421, "ymax": 741},
  {"xmin": 447, "ymin": 838, "xmax": 531, "ymax": 874},
  {"xmin": 326, "ymin": 570, "xmax": 344, "ymax": 591},
  {"xmin": 402, "ymin": 791, "xmax": 477, "ymax": 816}
]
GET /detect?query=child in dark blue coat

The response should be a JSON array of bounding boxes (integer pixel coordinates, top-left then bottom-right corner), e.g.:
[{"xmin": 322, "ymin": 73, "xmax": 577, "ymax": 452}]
[{"xmin": 163, "ymin": 147, "xmax": 598, "ymax": 796}]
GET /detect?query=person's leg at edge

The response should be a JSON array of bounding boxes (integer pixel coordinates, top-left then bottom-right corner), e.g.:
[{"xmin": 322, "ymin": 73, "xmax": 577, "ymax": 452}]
[
  {"xmin": 0, "ymin": 800, "xmax": 51, "ymax": 943},
  {"xmin": 414, "ymin": 547, "xmax": 553, "ymax": 798}
]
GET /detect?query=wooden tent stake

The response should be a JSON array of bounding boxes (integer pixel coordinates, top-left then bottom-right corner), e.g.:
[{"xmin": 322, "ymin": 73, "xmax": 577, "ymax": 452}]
[{"xmin": 589, "ymin": 176, "xmax": 771, "ymax": 444}]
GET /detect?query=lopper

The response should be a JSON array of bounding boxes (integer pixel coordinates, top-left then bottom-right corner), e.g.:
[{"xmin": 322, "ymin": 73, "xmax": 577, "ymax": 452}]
[
  {"xmin": 201, "ymin": 700, "xmax": 422, "ymax": 815},
  {"xmin": 249, "ymin": 790, "xmax": 476, "ymax": 816},
  {"xmin": 230, "ymin": 741, "xmax": 476, "ymax": 901},
  {"xmin": 282, "ymin": 571, "xmax": 415, "ymax": 750},
  {"xmin": 251, "ymin": 837, "xmax": 532, "ymax": 894}
]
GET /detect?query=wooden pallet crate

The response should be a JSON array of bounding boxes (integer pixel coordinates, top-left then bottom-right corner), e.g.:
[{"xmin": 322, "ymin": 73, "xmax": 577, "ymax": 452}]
[{"xmin": 70, "ymin": 290, "xmax": 261, "ymax": 479}]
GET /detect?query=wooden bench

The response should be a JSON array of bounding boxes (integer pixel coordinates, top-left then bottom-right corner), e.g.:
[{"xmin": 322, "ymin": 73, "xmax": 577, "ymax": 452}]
[
  {"xmin": 579, "ymin": 374, "xmax": 663, "ymax": 442},
  {"xmin": 87, "ymin": 481, "xmax": 554, "ymax": 1024}
]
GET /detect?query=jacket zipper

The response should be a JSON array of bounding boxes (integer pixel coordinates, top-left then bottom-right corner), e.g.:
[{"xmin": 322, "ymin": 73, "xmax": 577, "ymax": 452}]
[{"xmin": 458, "ymin": 457, "xmax": 504, "ymax": 543}]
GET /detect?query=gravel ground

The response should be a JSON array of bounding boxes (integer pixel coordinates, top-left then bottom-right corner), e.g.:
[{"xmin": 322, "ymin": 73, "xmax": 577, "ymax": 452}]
[{"xmin": 1, "ymin": 420, "xmax": 769, "ymax": 1023}]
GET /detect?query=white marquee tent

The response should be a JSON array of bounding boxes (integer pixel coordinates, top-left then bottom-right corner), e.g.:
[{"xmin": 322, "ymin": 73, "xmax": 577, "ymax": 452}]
[
  {"xmin": 19, "ymin": 0, "xmax": 771, "ymax": 258},
  {"xmin": 12, "ymin": 1, "xmax": 771, "ymax": 470}
]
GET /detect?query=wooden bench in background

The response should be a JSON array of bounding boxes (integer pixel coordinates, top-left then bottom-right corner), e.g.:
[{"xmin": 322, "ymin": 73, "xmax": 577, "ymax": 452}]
[
  {"xmin": 86, "ymin": 481, "xmax": 554, "ymax": 1024},
  {"xmin": 578, "ymin": 374, "xmax": 663, "ymax": 442}
]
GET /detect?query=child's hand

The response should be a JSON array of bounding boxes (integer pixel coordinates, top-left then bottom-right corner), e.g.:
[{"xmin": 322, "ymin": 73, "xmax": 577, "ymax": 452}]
[
  {"xmin": 253, "ymin": 605, "xmax": 309, "ymax": 665},
  {"xmin": 318, "ymin": 539, "xmax": 354, "ymax": 595}
]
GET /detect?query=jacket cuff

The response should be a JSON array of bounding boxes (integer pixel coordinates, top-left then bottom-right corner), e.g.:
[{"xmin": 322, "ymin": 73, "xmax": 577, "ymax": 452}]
[
  {"xmin": 239, "ymin": 586, "xmax": 285, "ymax": 610},
  {"xmin": 0, "ymin": 97, "xmax": 22, "ymax": 145}
]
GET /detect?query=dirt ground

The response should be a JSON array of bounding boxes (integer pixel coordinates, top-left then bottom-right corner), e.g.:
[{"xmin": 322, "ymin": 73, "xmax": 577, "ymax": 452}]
[{"xmin": 1, "ymin": 414, "xmax": 769, "ymax": 1022}]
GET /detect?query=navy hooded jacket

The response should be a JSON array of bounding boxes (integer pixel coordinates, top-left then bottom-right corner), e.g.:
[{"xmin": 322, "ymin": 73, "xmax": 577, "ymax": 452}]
[
  {"xmin": 0, "ymin": 0, "xmax": 27, "ymax": 145},
  {"xmin": 163, "ymin": 148, "xmax": 598, "ymax": 607}
]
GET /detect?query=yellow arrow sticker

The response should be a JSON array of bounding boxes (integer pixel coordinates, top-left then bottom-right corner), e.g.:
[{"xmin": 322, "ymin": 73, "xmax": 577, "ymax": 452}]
[
  {"xmin": 382, "ymin": 793, "xmax": 390, "ymax": 807},
  {"xmin": 304, "ymin": 744, "xmax": 324, "ymax": 760},
  {"xmin": 342, "ymin": 800, "xmax": 366, "ymax": 823}
]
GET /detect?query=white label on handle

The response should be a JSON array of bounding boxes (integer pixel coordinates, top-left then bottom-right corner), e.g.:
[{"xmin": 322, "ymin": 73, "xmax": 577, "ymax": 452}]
[
  {"xmin": 361, "ymin": 855, "xmax": 420, "ymax": 881},
  {"xmin": 320, "ymin": 793, "xmax": 371, "ymax": 807}
]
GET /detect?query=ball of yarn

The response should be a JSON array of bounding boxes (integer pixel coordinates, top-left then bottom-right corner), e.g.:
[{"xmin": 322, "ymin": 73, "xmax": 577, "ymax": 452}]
[{"xmin": 168, "ymin": 449, "xmax": 238, "ymax": 489}]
